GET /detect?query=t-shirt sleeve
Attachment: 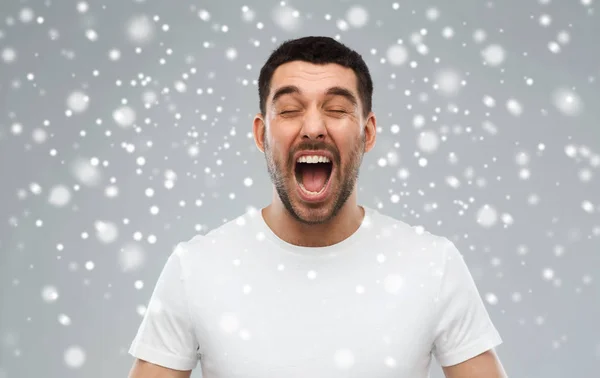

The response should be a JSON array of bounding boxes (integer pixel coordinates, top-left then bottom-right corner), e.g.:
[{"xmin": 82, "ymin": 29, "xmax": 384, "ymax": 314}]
[
  {"xmin": 128, "ymin": 244, "xmax": 200, "ymax": 371},
  {"xmin": 432, "ymin": 238, "xmax": 503, "ymax": 367}
]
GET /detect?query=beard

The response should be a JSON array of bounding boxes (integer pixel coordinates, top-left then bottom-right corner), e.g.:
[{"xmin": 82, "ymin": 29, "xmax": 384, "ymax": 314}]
[{"xmin": 263, "ymin": 133, "xmax": 365, "ymax": 225}]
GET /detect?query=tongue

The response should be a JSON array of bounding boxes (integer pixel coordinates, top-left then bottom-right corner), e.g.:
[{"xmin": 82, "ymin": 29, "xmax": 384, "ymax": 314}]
[{"xmin": 301, "ymin": 164, "xmax": 329, "ymax": 192}]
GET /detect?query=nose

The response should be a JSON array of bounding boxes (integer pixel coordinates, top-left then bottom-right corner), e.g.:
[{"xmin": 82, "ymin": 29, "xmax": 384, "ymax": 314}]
[{"xmin": 300, "ymin": 108, "xmax": 327, "ymax": 140}]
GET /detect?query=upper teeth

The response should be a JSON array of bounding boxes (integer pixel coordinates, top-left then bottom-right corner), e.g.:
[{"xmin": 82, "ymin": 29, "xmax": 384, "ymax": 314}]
[{"xmin": 297, "ymin": 155, "xmax": 331, "ymax": 164}]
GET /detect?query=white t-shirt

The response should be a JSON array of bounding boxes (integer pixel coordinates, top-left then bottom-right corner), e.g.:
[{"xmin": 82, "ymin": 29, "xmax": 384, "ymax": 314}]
[{"xmin": 129, "ymin": 205, "xmax": 502, "ymax": 377}]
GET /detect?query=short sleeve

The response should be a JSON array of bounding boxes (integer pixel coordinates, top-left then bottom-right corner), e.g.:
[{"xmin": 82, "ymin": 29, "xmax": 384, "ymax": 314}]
[
  {"xmin": 432, "ymin": 238, "xmax": 503, "ymax": 367},
  {"xmin": 128, "ymin": 244, "xmax": 199, "ymax": 371}
]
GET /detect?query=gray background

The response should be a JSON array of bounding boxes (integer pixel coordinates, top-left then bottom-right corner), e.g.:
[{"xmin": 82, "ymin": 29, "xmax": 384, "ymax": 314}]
[{"xmin": 1, "ymin": 0, "xmax": 599, "ymax": 377}]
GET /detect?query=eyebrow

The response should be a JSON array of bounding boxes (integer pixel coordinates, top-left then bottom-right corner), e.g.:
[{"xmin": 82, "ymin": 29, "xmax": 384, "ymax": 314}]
[{"xmin": 270, "ymin": 85, "xmax": 359, "ymax": 108}]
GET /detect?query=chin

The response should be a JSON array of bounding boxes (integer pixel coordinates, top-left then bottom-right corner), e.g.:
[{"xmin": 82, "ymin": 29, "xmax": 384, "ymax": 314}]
[
  {"xmin": 292, "ymin": 205, "xmax": 336, "ymax": 225},
  {"xmin": 291, "ymin": 182, "xmax": 341, "ymax": 225}
]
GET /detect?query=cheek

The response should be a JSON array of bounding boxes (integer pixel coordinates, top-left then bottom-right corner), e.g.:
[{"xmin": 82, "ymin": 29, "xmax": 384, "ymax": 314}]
[
  {"xmin": 266, "ymin": 141, "xmax": 289, "ymax": 170},
  {"xmin": 268, "ymin": 130, "xmax": 296, "ymax": 158},
  {"xmin": 267, "ymin": 122, "xmax": 287, "ymax": 143},
  {"xmin": 337, "ymin": 138, "xmax": 363, "ymax": 169}
]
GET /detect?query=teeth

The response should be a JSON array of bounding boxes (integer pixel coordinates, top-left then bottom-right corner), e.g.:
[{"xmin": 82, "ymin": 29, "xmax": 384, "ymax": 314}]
[
  {"xmin": 296, "ymin": 155, "xmax": 331, "ymax": 164},
  {"xmin": 299, "ymin": 181, "xmax": 328, "ymax": 195}
]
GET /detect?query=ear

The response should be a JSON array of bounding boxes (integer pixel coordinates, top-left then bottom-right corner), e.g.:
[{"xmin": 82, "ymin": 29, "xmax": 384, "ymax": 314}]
[
  {"xmin": 363, "ymin": 111, "xmax": 377, "ymax": 153},
  {"xmin": 253, "ymin": 114, "xmax": 266, "ymax": 153}
]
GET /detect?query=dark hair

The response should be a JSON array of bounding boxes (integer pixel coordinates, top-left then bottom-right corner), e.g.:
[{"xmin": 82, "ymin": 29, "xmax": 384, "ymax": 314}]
[{"xmin": 258, "ymin": 36, "xmax": 373, "ymax": 119}]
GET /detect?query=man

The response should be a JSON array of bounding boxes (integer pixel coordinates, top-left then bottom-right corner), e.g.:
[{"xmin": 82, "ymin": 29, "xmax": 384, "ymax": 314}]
[{"xmin": 128, "ymin": 36, "xmax": 507, "ymax": 378}]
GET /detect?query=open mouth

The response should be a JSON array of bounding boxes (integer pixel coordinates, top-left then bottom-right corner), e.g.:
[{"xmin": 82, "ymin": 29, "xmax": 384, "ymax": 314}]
[{"xmin": 294, "ymin": 158, "xmax": 334, "ymax": 198}]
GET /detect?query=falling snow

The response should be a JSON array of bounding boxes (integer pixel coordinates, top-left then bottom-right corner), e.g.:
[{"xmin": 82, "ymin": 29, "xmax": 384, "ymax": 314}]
[
  {"xmin": 126, "ymin": 14, "xmax": 155, "ymax": 45},
  {"xmin": 386, "ymin": 44, "xmax": 409, "ymax": 66},
  {"xmin": 64, "ymin": 346, "xmax": 86, "ymax": 369},
  {"xmin": 345, "ymin": 6, "xmax": 369, "ymax": 28},
  {"xmin": 435, "ymin": 69, "xmax": 462, "ymax": 96},
  {"xmin": 334, "ymin": 348, "xmax": 355, "ymax": 369},
  {"xmin": 0, "ymin": 1, "xmax": 598, "ymax": 377},
  {"xmin": 481, "ymin": 44, "xmax": 506, "ymax": 66}
]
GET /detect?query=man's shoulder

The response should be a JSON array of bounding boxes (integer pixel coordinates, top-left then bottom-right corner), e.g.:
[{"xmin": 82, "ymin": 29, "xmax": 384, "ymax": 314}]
[
  {"xmin": 372, "ymin": 207, "xmax": 447, "ymax": 243},
  {"xmin": 368, "ymin": 207, "xmax": 452, "ymax": 262},
  {"xmin": 173, "ymin": 208, "xmax": 258, "ymax": 256},
  {"xmin": 202, "ymin": 208, "xmax": 261, "ymax": 242}
]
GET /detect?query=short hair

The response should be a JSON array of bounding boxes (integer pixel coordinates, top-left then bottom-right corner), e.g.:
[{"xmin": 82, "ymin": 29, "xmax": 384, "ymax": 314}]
[{"xmin": 258, "ymin": 36, "xmax": 373, "ymax": 119}]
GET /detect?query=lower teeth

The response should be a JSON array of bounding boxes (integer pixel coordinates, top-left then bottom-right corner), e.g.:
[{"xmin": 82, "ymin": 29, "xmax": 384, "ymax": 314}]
[{"xmin": 299, "ymin": 180, "xmax": 329, "ymax": 195}]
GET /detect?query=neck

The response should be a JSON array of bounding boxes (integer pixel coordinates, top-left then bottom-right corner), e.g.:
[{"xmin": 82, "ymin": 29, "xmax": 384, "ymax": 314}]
[{"xmin": 261, "ymin": 195, "xmax": 365, "ymax": 248}]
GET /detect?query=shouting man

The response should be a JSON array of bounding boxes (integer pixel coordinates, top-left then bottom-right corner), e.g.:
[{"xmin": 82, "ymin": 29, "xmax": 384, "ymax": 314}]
[{"xmin": 128, "ymin": 36, "xmax": 507, "ymax": 378}]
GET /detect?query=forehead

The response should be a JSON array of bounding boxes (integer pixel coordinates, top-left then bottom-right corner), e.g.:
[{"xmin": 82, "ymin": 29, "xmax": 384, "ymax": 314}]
[{"xmin": 269, "ymin": 61, "xmax": 359, "ymax": 100}]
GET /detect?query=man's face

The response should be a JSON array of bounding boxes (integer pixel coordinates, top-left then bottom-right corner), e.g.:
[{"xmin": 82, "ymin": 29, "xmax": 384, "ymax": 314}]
[{"xmin": 256, "ymin": 61, "xmax": 375, "ymax": 225}]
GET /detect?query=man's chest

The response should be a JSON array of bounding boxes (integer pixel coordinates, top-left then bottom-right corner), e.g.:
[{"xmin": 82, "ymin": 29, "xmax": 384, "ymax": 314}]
[{"xmin": 186, "ymin": 255, "xmax": 438, "ymax": 377}]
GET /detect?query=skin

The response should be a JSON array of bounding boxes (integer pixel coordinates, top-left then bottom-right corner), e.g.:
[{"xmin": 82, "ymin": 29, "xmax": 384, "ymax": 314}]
[
  {"xmin": 442, "ymin": 349, "xmax": 508, "ymax": 378},
  {"xmin": 128, "ymin": 359, "xmax": 191, "ymax": 378},
  {"xmin": 128, "ymin": 60, "xmax": 507, "ymax": 377}
]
